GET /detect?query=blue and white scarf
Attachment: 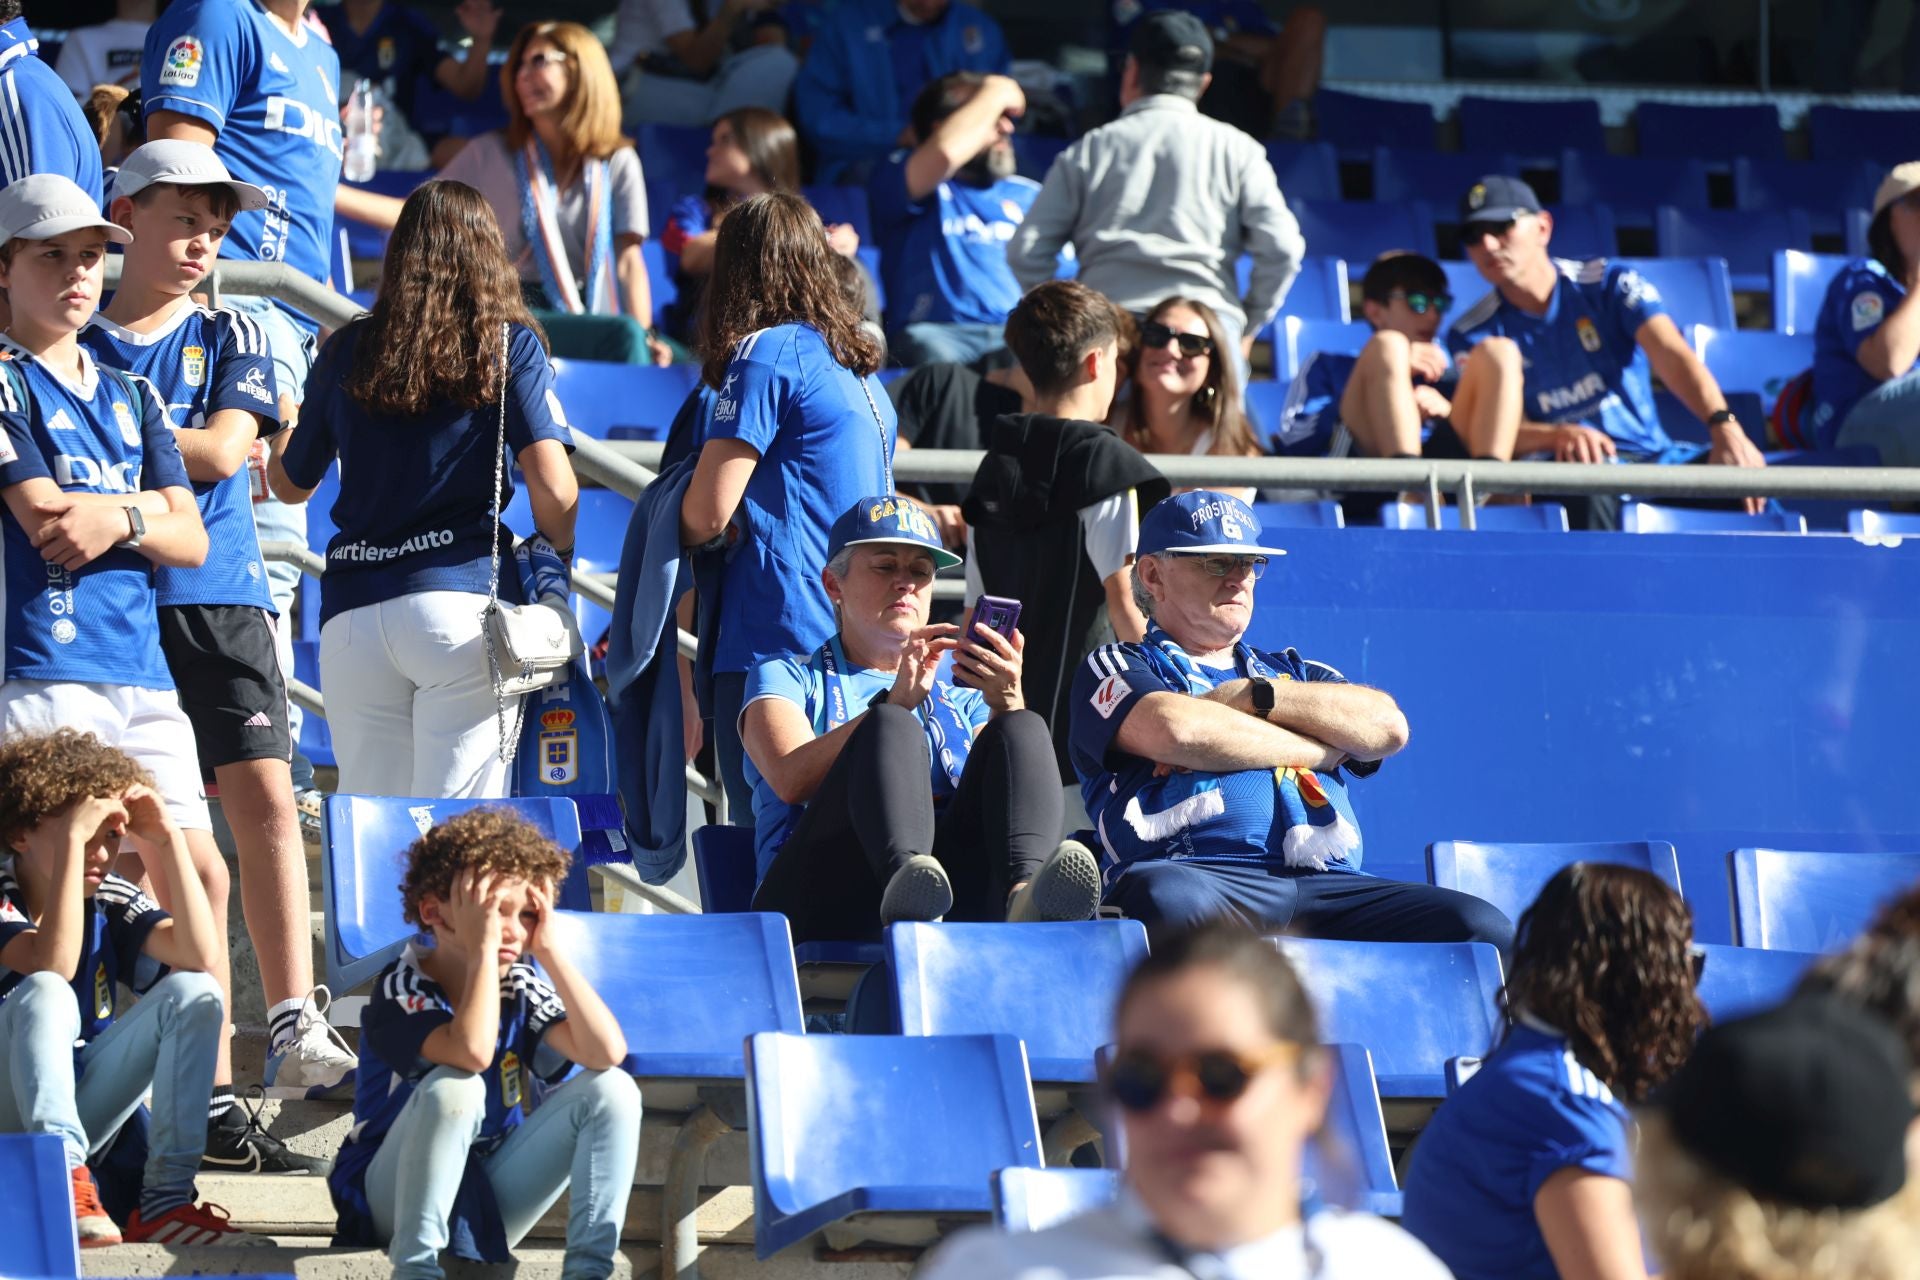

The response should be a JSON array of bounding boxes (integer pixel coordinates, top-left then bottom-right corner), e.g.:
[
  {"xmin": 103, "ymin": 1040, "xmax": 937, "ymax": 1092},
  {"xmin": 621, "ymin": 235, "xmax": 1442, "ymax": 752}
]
[{"xmin": 515, "ymin": 137, "xmax": 618, "ymax": 316}]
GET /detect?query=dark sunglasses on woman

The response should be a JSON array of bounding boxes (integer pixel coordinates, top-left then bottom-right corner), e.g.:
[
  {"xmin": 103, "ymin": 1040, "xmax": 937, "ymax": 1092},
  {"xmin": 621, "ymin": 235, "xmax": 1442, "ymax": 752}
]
[
  {"xmin": 1141, "ymin": 321, "xmax": 1214, "ymax": 358},
  {"xmin": 1104, "ymin": 1043, "xmax": 1299, "ymax": 1112}
]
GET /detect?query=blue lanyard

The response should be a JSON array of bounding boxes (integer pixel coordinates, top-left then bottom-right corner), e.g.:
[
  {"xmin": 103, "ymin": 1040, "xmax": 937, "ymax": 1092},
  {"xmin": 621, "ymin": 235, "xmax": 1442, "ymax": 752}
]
[{"xmin": 818, "ymin": 635, "xmax": 856, "ymax": 729}]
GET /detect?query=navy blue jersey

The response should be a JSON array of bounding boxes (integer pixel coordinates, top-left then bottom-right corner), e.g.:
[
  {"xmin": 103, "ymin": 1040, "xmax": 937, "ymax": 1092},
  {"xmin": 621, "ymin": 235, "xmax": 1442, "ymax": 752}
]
[
  {"xmin": 330, "ymin": 942, "xmax": 569, "ymax": 1219},
  {"xmin": 0, "ymin": 20, "xmax": 105, "ymax": 204},
  {"xmin": 705, "ymin": 324, "xmax": 895, "ymax": 673},
  {"xmin": 1808, "ymin": 257, "xmax": 1905, "ymax": 449},
  {"xmin": 83, "ymin": 304, "xmax": 280, "ymax": 610},
  {"xmin": 143, "ymin": 0, "xmax": 343, "ymax": 330},
  {"xmin": 869, "ymin": 156, "xmax": 1037, "ymax": 328},
  {"xmin": 0, "ymin": 339, "xmax": 191, "ymax": 690},
  {"xmin": 315, "ymin": 2, "xmax": 443, "ymax": 130},
  {"xmin": 0, "ymin": 859, "xmax": 169, "ymax": 1047},
  {"xmin": 279, "ymin": 321, "xmax": 572, "ymax": 627},
  {"xmin": 1448, "ymin": 259, "xmax": 1696, "ymax": 462},
  {"xmin": 1402, "ymin": 1023, "xmax": 1636, "ymax": 1280},
  {"xmin": 1068, "ymin": 625, "xmax": 1380, "ymax": 878}
]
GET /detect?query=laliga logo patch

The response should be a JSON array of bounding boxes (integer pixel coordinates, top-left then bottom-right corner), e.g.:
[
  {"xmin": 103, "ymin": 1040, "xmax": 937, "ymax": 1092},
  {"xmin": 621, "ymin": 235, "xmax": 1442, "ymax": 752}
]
[
  {"xmin": 1091, "ymin": 673, "xmax": 1128, "ymax": 720},
  {"xmin": 182, "ymin": 345, "xmax": 205, "ymax": 387},
  {"xmin": 407, "ymin": 804, "xmax": 435, "ymax": 835},
  {"xmin": 113, "ymin": 401, "xmax": 140, "ymax": 447},
  {"xmin": 1852, "ymin": 292, "xmax": 1885, "ymax": 332},
  {"xmin": 539, "ymin": 709, "xmax": 578, "ymax": 785},
  {"xmin": 1576, "ymin": 317, "xmax": 1602, "ymax": 353},
  {"xmin": 160, "ymin": 35, "xmax": 202, "ymax": 87}
]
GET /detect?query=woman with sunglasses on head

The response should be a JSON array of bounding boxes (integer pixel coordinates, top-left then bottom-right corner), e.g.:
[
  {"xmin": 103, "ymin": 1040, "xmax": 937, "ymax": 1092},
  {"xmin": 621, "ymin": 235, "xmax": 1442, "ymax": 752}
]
[
  {"xmin": 1118, "ymin": 297, "xmax": 1263, "ymax": 503},
  {"xmin": 1401, "ymin": 863, "xmax": 1706, "ymax": 1280},
  {"xmin": 919, "ymin": 924, "xmax": 1451, "ymax": 1279}
]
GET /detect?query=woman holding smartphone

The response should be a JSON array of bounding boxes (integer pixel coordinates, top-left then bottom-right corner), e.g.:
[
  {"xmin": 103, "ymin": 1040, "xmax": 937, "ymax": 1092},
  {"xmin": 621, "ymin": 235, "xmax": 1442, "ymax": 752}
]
[{"xmin": 739, "ymin": 496, "xmax": 1101, "ymax": 943}]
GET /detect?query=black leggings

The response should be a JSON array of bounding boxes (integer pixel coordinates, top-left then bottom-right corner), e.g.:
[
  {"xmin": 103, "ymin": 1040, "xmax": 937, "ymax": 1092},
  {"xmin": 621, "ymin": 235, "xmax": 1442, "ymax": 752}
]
[{"xmin": 750, "ymin": 704, "xmax": 1062, "ymax": 944}]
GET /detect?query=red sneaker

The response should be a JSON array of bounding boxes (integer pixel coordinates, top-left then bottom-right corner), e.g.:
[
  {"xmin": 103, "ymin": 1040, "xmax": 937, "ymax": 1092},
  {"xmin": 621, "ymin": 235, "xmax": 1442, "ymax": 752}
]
[
  {"xmin": 123, "ymin": 1200, "xmax": 272, "ymax": 1248},
  {"xmin": 70, "ymin": 1164, "xmax": 121, "ymax": 1248}
]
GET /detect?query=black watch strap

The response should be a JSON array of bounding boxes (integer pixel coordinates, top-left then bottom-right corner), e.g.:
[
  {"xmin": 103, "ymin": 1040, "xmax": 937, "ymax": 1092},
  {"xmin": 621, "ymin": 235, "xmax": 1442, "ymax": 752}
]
[
  {"xmin": 1706, "ymin": 407, "xmax": 1737, "ymax": 427},
  {"xmin": 869, "ymin": 688, "xmax": 893, "ymax": 713},
  {"xmin": 1249, "ymin": 676, "xmax": 1275, "ymax": 719}
]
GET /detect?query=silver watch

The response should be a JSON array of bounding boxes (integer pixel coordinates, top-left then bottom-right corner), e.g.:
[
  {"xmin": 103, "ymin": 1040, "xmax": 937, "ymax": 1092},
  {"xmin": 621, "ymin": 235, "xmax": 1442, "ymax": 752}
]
[{"xmin": 118, "ymin": 505, "xmax": 145, "ymax": 549}]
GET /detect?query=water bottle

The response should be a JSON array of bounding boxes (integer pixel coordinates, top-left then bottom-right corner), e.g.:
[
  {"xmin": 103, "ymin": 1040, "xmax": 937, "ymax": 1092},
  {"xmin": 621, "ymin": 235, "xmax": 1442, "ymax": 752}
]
[{"xmin": 343, "ymin": 80, "xmax": 378, "ymax": 183}]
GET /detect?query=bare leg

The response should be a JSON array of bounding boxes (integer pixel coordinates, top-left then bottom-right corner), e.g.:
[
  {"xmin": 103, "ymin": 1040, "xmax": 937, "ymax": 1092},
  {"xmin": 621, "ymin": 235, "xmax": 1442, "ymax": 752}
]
[
  {"xmin": 1450, "ymin": 336, "xmax": 1523, "ymax": 461},
  {"xmin": 1339, "ymin": 330, "xmax": 1425, "ymax": 458},
  {"xmin": 215, "ymin": 757, "xmax": 310, "ymax": 1013}
]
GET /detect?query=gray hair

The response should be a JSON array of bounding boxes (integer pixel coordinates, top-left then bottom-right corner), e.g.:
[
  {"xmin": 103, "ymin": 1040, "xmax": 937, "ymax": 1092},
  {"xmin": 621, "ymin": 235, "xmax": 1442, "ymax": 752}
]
[
  {"xmin": 824, "ymin": 547, "xmax": 855, "ymax": 583},
  {"xmin": 1130, "ymin": 554, "xmax": 1160, "ymax": 619}
]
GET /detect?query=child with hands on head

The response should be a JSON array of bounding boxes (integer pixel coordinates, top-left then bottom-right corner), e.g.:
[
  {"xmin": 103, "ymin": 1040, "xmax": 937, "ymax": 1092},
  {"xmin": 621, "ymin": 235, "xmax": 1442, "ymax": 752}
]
[
  {"xmin": 328, "ymin": 808, "xmax": 639, "ymax": 1280},
  {"xmin": 0, "ymin": 728, "xmax": 262, "ymax": 1248}
]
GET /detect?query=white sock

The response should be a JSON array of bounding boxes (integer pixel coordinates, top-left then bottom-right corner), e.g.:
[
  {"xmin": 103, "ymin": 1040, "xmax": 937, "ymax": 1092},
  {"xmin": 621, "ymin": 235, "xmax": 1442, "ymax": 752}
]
[{"xmin": 268, "ymin": 996, "xmax": 305, "ymax": 1052}]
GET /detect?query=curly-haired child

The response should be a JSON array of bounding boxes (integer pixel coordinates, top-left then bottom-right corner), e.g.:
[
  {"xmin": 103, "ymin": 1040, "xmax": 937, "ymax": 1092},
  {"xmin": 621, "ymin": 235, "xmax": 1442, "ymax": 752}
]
[
  {"xmin": 0, "ymin": 728, "xmax": 263, "ymax": 1246},
  {"xmin": 327, "ymin": 807, "xmax": 639, "ymax": 1280}
]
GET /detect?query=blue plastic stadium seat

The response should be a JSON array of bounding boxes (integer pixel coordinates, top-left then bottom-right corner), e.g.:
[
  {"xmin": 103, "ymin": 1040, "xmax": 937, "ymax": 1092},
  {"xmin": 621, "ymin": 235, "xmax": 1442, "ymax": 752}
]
[
  {"xmin": 1251, "ymin": 500, "xmax": 1345, "ymax": 529},
  {"xmin": 1012, "ymin": 133, "xmax": 1070, "ymax": 182},
  {"xmin": 1443, "ymin": 1056, "xmax": 1483, "ymax": 1094},
  {"xmin": 1636, "ymin": 103, "xmax": 1785, "ymax": 164},
  {"xmin": 1272, "ymin": 316, "xmax": 1373, "ymax": 384},
  {"xmin": 1654, "ymin": 388, "xmax": 1768, "ymax": 450},
  {"xmin": 1847, "ymin": 206, "xmax": 1873, "ymax": 258},
  {"xmin": 1689, "ymin": 325, "xmax": 1813, "ymax": 404},
  {"xmin": 1458, "ymin": 96, "xmax": 1604, "ymax": 161},
  {"xmin": 1731, "ymin": 848, "xmax": 1920, "ymax": 951},
  {"xmin": 691, "ymin": 825, "xmax": 882, "ymax": 969},
  {"xmin": 1272, "ymin": 938, "xmax": 1505, "ymax": 1097},
  {"xmin": 642, "ymin": 239, "xmax": 679, "ymax": 316},
  {"xmin": 1690, "ymin": 942, "xmax": 1818, "ymax": 1023},
  {"xmin": 1540, "ymin": 204, "xmax": 1617, "ymax": 262},
  {"xmin": 635, "ymin": 122, "xmax": 710, "ymax": 194},
  {"xmin": 321, "ymin": 795, "xmax": 588, "ymax": 991},
  {"xmin": 1733, "ymin": 158, "xmax": 1881, "ymax": 237},
  {"xmin": 1772, "ymin": 250, "xmax": 1850, "ymax": 336},
  {"xmin": 1261, "ymin": 254, "xmax": 1349, "ymax": 325},
  {"xmin": 0, "ymin": 1133, "xmax": 80, "ymax": 1279},
  {"xmin": 1558, "ymin": 150, "xmax": 1709, "ymax": 229},
  {"xmin": 1312, "ymin": 1043, "xmax": 1403, "ymax": 1217},
  {"xmin": 1610, "ymin": 256, "xmax": 1736, "ymax": 331},
  {"xmin": 1265, "ymin": 141, "xmax": 1342, "ymax": 203},
  {"xmin": 1378, "ymin": 504, "xmax": 1571, "ymax": 532},
  {"xmin": 857, "ymin": 245, "xmax": 887, "ymax": 310},
  {"xmin": 1807, "ymin": 104, "xmax": 1920, "ymax": 169},
  {"xmin": 803, "ymin": 184, "xmax": 873, "ymax": 243},
  {"xmin": 1315, "ymin": 89, "xmax": 1436, "ymax": 157},
  {"xmin": 1654, "ymin": 206, "xmax": 1810, "ymax": 294},
  {"xmin": 1245, "ymin": 381, "xmax": 1290, "ymax": 442},
  {"xmin": 1289, "ymin": 200, "xmax": 1436, "ymax": 269},
  {"xmin": 1372, "ymin": 147, "xmax": 1517, "ymax": 206},
  {"xmin": 1849, "ymin": 509, "xmax": 1920, "ymax": 537},
  {"xmin": 745, "ymin": 1032, "xmax": 1044, "ymax": 1257},
  {"xmin": 550, "ymin": 360, "xmax": 699, "ymax": 439},
  {"xmin": 1619, "ymin": 503, "xmax": 1808, "ymax": 535},
  {"xmin": 885, "ymin": 920, "xmax": 1149, "ymax": 1084},
  {"xmin": 992, "ymin": 1167, "xmax": 1121, "ymax": 1232},
  {"xmin": 555, "ymin": 909, "xmax": 803, "ymax": 1077},
  {"xmin": 291, "ymin": 640, "xmax": 334, "ymax": 768},
  {"xmin": 1440, "ymin": 258, "xmax": 1494, "ymax": 321},
  {"xmin": 1426, "ymin": 840, "xmax": 1682, "ymax": 927},
  {"xmin": 573, "ymin": 488, "xmax": 634, "ymax": 565}
]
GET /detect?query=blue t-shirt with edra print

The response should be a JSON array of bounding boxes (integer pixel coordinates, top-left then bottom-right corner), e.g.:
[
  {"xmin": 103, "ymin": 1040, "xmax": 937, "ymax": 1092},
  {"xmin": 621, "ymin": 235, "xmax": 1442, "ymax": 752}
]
[
  {"xmin": 279, "ymin": 321, "xmax": 573, "ymax": 627},
  {"xmin": 0, "ymin": 19, "xmax": 104, "ymax": 204},
  {"xmin": 82, "ymin": 304, "xmax": 280, "ymax": 611},
  {"xmin": 869, "ymin": 153, "xmax": 1037, "ymax": 329},
  {"xmin": 1809, "ymin": 257, "xmax": 1907, "ymax": 449},
  {"xmin": 1400, "ymin": 1023, "xmax": 1635, "ymax": 1280},
  {"xmin": 1449, "ymin": 258, "xmax": 1699, "ymax": 462},
  {"xmin": 1067, "ymin": 625, "xmax": 1380, "ymax": 881},
  {"xmin": 143, "ymin": 0, "xmax": 344, "ymax": 331},
  {"xmin": 741, "ymin": 634, "xmax": 989, "ymax": 881},
  {"xmin": 0, "ymin": 339, "xmax": 190, "ymax": 691},
  {"xmin": 0, "ymin": 859, "xmax": 170, "ymax": 1049},
  {"xmin": 704, "ymin": 323, "xmax": 895, "ymax": 674}
]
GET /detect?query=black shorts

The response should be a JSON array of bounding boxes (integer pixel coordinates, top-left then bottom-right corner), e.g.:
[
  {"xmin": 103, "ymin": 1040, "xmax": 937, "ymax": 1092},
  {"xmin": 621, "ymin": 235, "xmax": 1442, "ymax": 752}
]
[
  {"xmin": 157, "ymin": 604, "xmax": 292, "ymax": 775},
  {"xmin": 1339, "ymin": 420, "xmax": 1471, "ymax": 523}
]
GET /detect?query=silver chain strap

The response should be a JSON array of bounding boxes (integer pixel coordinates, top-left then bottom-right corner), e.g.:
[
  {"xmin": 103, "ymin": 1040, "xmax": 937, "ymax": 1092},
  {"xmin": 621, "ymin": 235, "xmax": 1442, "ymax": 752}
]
[
  {"xmin": 860, "ymin": 374, "xmax": 893, "ymax": 493},
  {"xmin": 481, "ymin": 321, "xmax": 532, "ymax": 766}
]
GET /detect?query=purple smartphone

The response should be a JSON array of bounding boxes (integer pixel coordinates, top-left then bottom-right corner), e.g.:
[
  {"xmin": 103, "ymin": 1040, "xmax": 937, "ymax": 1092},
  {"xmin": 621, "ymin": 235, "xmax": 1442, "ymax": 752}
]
[{"xmin": 956, "ymin": 595, "xmax": 1022, "ymax": 686}]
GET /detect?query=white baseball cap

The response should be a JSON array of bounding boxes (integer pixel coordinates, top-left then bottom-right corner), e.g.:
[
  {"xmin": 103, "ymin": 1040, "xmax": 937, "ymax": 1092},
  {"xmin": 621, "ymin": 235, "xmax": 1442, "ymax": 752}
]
[
  {"xmin": 1873, "ymin": 160, "xmax": 1920, "ymax": 219},
  {"xmin": 0, "ymin": 174, "xmax": 132, "ymax": 245},
  {"xmin": 110, "ymin": 139, "xmax": 271, "ymax": 212}
]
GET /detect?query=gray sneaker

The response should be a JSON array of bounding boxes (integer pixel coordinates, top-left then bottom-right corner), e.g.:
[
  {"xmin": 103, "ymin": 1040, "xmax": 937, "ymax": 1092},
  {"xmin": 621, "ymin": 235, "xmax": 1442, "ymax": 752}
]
[
  {"xmin": 880, "ymin": 855, "xmax": 953, "ymax": 925},
  {"xmin": 294, "ymin": 788, "xmax": 324, "ymax": 846},
  {"xmin": 1007, "ymin": 840, "xmax": 1102, "ymax": 922}
]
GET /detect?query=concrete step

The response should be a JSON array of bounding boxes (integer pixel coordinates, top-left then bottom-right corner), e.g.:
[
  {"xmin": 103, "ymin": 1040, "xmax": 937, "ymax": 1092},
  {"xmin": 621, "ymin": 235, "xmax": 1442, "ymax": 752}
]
[{"xmin": 82, "ymin": 1241, "xmax": 916, "ymax": 1279}]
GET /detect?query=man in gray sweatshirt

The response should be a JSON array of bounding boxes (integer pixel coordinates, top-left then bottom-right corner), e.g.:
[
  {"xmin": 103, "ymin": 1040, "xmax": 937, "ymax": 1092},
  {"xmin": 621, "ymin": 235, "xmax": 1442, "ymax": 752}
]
[{"xmin": 1007, "ymin": 10, "xmax": 1305, "ymax": 365}]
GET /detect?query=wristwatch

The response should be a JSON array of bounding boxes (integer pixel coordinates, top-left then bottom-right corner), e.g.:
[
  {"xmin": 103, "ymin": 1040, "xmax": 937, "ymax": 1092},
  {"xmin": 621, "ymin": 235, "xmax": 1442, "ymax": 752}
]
[
  {"xmin": 1248, "ymin": 676, "xmax": 1275, "ymax": 720},
  {"xmin": 1705, "ymin": 407, "xmax": 1737, "ymax": 428},
  {"xmin": 869, "ymin": 688, "xmax": 894, "ymax": 713},
  {"xmin": 118, "ymin": 506, "xmax": 145, "ymax": 549}
]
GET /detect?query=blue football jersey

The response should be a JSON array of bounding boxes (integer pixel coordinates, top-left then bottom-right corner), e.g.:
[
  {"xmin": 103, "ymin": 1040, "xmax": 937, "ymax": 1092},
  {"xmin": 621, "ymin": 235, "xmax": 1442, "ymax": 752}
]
[
  {"xmin": 869, "ymin": 156, "xmax": 1038, "ymax": 327},
  {"xmin": 0, "ymin": 338, "xmax": 191, "ymax": 690},
  {"xmin": 0, "ymin": 858, "xmax": 170, "ymax": 1048},
  {"xmin": 0, "ymin": 20, "xmax": 105, "ymax": 204},
  {"xmin": 1448, "ymin": 258, "xmax": 1693, "ymax": 461},
  {"xmin": 142, "ymin": 0, "xmax": 343, "ymax": 329},
  {"xmin": 83, "ymin": 304, "xmax": 280, "ymax": 611},
  {"xmin": 1808, "ymin": 257, "xmax": 1906, "ymax": 449}
]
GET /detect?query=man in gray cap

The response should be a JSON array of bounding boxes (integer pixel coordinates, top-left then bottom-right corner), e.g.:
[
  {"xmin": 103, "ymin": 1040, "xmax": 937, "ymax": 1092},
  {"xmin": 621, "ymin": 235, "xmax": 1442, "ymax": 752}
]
[{"xmin": 1008, "ymin": 10, "xmax": 1304, "ymax": 366}]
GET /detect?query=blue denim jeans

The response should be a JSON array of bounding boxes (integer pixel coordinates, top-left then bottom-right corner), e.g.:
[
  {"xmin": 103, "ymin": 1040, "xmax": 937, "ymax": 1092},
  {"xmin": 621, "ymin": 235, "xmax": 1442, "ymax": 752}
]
[
  {"xmin": 364, "ymin": 1067, "xmax": 641, "ymax": 1280},
  {"xmin": 1835, "ymin": 366, "xmax": 1920, "ymax": 466},
  {"xmin": 0, "ymin": 970, "xmax": 223, "ymax": 1200},
  {"xmin": 892, "ymin": 322, "xmax": 1007, "ymax": 368}
]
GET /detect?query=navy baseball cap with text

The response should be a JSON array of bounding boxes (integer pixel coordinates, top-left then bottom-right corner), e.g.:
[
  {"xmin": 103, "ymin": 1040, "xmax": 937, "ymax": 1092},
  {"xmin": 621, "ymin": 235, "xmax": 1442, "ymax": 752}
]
[
  {"xmin": 1460, "ymin": 175, "xmax": 1543, "ymax": 226},
  {"xmin": 1138, "ymin": 491, "xmax": 1288, "ymax": 558},
  {"xmin": 828, "ymin": 496, "xmax": 963, "ymax": 570}
]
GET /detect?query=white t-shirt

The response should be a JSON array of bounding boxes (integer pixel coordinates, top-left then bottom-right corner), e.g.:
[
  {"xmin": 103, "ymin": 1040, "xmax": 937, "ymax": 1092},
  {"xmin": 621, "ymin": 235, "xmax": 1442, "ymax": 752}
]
[
  {"xmin": 436, "ymin": 132, "xmax": 650, "ymax": 289},
  {"xmin": 54, "ymin": 18, "xmax": 150, "ymax": 97},
  {"xmin": 607, "ymin": 0, "xmax": 698, "ymax": 73},
  {"xmin": 917, "ymin": 1202, "xmax": 1456, "ymax": 1280},
  {"xmin": 964, "ymin": 489, "xmax": 1138, "ymax": 601}
]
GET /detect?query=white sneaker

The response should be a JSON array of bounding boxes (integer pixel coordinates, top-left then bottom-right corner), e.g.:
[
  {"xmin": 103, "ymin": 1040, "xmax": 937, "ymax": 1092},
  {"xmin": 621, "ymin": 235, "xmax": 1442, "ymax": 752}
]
[{"xmin": 263, "ymin": 986, "xmax": 358, "ymax": 1100}]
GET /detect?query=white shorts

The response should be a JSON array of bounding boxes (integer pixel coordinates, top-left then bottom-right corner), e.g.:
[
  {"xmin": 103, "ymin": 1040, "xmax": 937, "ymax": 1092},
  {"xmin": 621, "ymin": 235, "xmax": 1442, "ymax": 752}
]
[{"xmin": 0, "ymin": 680, "xmax": 213, "ymax": 831}]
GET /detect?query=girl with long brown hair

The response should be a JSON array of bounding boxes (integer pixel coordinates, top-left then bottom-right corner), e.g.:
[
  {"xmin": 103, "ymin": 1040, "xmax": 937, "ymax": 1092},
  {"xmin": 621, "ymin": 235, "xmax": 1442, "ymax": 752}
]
[
  {"xmin": 439, "ymin": 21, "xmax": 658, "ymax": 363},
  {"xmin": 1118, "ymin": 295, "xmax": 1263, "ymax": 502},
  {"xmin": 1401, "ymin": 862, "xmax": 1707, "ymax": 1280},
  {"xmin": 678, "ymin": 190, "xmax": 893, "ymax": 816},
  {"xmin": 270, "ymin": 179, "xmax": 578, "ymax": 800}
]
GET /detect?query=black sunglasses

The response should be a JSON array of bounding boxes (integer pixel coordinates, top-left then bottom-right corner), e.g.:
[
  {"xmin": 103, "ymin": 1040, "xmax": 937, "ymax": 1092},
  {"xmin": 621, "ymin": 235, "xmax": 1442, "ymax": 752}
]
[
  {"xmin": 1104, "ymin": 1044, "xmax": 1298, "ymax": 1112},
  {"xmin": 1141, "ymin": 320, "xmax": 1214, "ymax": 358},
  {"xmin": 1389, "ymin": 289, "xmax": 1453, "ymax": 316}
]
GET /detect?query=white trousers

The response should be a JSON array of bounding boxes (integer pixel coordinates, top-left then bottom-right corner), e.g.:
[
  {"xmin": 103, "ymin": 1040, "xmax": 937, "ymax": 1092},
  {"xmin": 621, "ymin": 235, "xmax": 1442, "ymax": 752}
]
[
  {"xmin": 0, "ymin": 679, "xmax": 212, "ymax": 830},
  {"xmin": 319, "ymin": 592, "xmax": 520, "ymax": 800}
]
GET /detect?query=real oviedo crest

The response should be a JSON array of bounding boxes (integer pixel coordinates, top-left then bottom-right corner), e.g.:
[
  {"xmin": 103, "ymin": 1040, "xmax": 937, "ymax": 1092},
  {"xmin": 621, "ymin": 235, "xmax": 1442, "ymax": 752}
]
[{"xmin": 538, "ymin": 708, "xmax": 578, "ymax": 786}]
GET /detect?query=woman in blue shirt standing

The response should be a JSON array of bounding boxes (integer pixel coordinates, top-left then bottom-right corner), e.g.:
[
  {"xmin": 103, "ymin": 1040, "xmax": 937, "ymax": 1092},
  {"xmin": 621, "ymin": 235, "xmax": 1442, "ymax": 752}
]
[
  {"xmin": 272, "ymin": 180, "xmax": 578, "ymax": 800},
  {"xmin": 1811, "ymin": 164, "xmax": 1920, "ymax": 460},
  {"xmin": 681, "ymin": 190, "xmax": 897, "ymax": 817},
  {"xmin": 1401, "ymin": 863, "xmax": 1705, "ymax": 1280}
]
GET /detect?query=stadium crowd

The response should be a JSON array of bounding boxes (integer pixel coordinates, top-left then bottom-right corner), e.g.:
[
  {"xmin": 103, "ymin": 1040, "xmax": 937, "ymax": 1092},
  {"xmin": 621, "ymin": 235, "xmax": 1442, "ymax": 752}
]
[{"xmin": 0, "ymin": 0, "xmax": 1913, "ymax": 1274}]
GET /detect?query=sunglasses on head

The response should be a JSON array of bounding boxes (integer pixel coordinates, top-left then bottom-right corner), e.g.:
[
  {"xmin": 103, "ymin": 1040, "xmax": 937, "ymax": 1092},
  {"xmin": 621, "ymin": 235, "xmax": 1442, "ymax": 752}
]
[
  {"xmin": 1389, "ymin": 289, "xmax": 1453, "ymax": 317},
  {"xmin": 1141, "ymin": 321, "xmax": 1214, "ymax": 358},
  {"xmin": 1105, "ymin": 1043, "xmax": 1300, "ymax": 1112}
]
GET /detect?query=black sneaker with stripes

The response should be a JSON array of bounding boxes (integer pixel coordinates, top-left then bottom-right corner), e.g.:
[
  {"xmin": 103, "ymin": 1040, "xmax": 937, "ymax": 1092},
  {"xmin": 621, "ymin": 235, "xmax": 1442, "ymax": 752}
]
[{"xmin": 201, "ymin": 1090, "xmax": 330, "ymax": 1175}]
